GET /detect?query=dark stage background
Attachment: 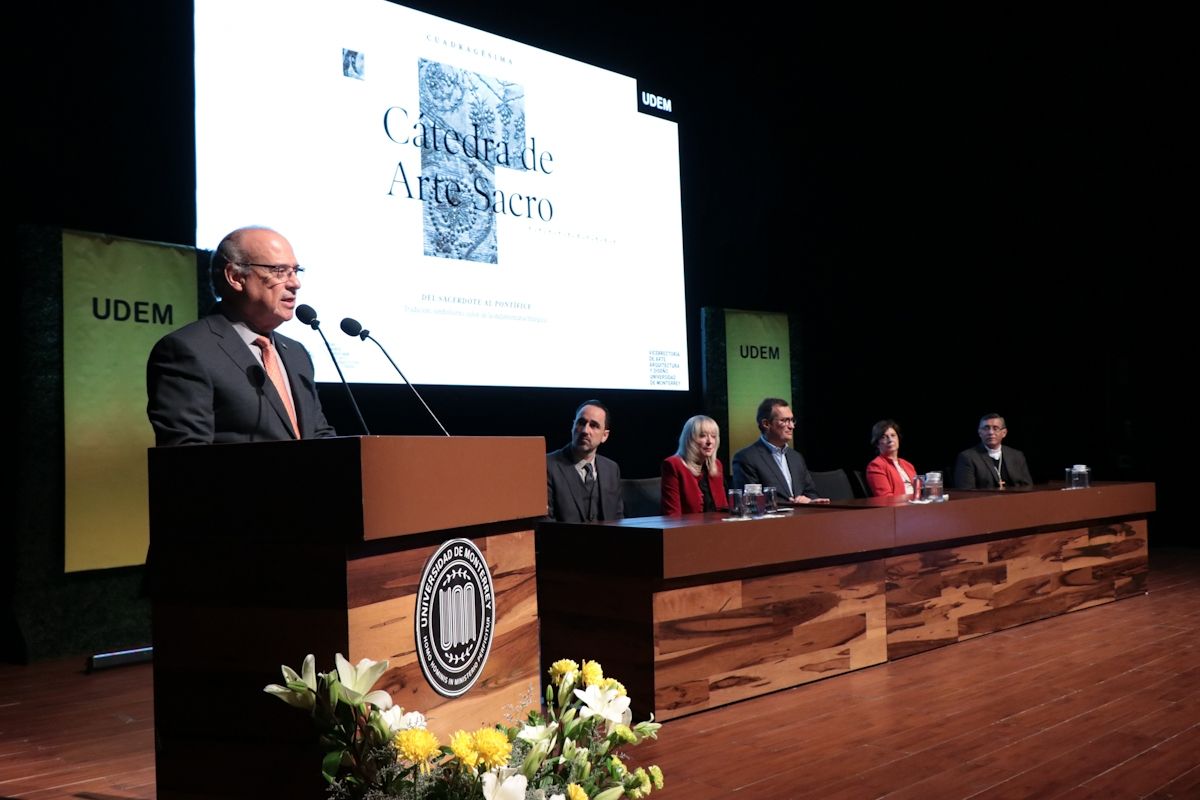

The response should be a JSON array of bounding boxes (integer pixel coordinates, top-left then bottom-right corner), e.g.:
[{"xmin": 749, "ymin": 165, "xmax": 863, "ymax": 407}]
[{"xmin": 9, "ymin": 2, "xmax": 1183, "ymax": 660}]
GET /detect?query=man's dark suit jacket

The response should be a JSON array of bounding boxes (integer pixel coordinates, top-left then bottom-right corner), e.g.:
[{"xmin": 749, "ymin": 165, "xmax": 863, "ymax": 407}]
[
  {"xmin": 953, "ymin": 444, "xmax": 1033, "ymax": 489},
  {"xmin": 146, "ymin": 311, "xmax": 336, "ymax": 445},
  {"xmin": 546, "ymin": 445, "xmax": 623, "ymax": 522},
  {"xmin": 731, "ymin": 438, "xmax": 820, "ymax": 500}
]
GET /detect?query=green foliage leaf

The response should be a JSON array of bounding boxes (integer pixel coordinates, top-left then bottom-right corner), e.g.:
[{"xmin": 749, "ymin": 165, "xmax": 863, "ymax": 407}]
[{"xmin": 321, "ymin": 748, "xmax": 345, "ymax": 783}]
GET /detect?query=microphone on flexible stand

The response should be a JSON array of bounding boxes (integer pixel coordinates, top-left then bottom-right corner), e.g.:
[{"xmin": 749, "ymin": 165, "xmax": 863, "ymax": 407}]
[
  {"xmin": 339, "ymin": 317, "xmax": 450, "ymax": 436},
  {"xmin": 295, "ymin": 304, "xmax": 370, "ymax": 435}
]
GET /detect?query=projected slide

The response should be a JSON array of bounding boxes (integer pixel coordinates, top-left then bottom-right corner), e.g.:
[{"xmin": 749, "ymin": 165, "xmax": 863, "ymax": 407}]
[{"xmin": 195, "ymin": 0, "xmax": 687, "ymax": 390}]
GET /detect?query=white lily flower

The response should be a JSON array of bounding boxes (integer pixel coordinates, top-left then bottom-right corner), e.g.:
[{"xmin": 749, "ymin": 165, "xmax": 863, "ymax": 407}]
[
  {"xmin": 556, "ymin": 671, "xmax": 578, "ymax": 707},
  {"xmin": 334, "ymin": 653, "xmax": 391, "ymax": 707},
  {"xmin": 280, "ymin": 653, "xmax": 317, "ymax": 691},
  {"xmin": 379, "ymin": 705, "xmax": 402, "ymax": 731},
  {"xmin": 562, "ymin": 737, "xmax": 578, "ymax": 757},
  {"xmin": 396, "ymin": 710, "xmax": 426, "ymax": 730},
  {"xmin": 634, "ymin": 718, "xmax": 662, "ymax": 739},
  {"xmin": 529, "ymin": 735, "xmax": 554, "ymax": 765},
  {"xmin": 574, "ymin": 684, "xmax": 632, "ymax": 725},
  {"xmin": 379, "ymin": 705, "xmax": 426, "ymax": 733},
  {"xmin": 263, "ymin": 682, "xmax": 313, "ymax": 709},
  {"xmin": 562, "ymin": 736, "xmax": 589, "ymax": 769},
  {"xmin": 400, "ymin": 710, "xmax": 426, "ymax": 729},
  {"xmin": 264, "ymin": 654, "xmax": 318, "ymax": 709},
  {"xmin": 481, "ymin": 768, "xmax": 527, "ymax": 800},
  {"xmin": 516, "ymin": 721, "xmax": 558, "ymax": 743}
]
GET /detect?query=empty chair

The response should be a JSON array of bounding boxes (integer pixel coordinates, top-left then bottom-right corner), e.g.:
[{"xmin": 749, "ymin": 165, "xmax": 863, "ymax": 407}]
[
  {"xmin": 621, "ymin": 477, "xmax": 662, "ymax": 518},
  {"xmin": 811, "ymin": 469, "xmax": 855, "ymax": 501}
]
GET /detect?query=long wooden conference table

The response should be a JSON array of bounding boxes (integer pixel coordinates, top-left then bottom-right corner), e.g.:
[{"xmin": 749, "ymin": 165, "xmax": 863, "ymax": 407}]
[{"xmin": 537, "ymin": 482, "xmax": 1154, "ymax": 721}]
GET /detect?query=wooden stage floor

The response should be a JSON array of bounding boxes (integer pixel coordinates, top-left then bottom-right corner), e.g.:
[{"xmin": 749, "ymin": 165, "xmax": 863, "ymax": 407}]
[{"xmin": 2, "ymin": 548, "xmax": 1198, "ymax": 799}]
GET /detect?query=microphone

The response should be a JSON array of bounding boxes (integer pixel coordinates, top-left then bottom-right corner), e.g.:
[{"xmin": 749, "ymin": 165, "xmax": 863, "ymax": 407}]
[
  {"xmin": 296, "ymin": 304, "xmax": 320, "ymax": 329},
  {"xmin": 338, "ymin": 317, "xmax": 450, "ymax": 436},
  {"xmin": 244, "ymin": 364, "xmax": 270, "ymax": 442},
  {"xmin": 340, "ymin": 317, "xmax": 370, "ymax": 341},
  {"xmin": 246, "ymin": 363, "xmax": 266, "ymax": 390},
  {"xmin": 295, "ymin": 305, "xmax": 371, "ymax": 435}
]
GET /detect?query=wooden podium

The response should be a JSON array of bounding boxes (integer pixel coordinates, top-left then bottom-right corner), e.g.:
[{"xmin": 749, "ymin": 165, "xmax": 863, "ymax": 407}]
[{"xmin": 148, "ymin": 436, "xmax": 545, "ymax": 800}]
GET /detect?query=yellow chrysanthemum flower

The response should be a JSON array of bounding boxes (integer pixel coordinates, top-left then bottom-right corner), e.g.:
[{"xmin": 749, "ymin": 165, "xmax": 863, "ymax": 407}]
[
  {"xmin": 472, "ymin": 726, "xmax": 512, "ymax": 769},
  {"xmin": 394, "ymin": 728, "xmax": 441, "ymax": 773},
  {"xmin": 634, "ymin": 766, "xmax": 652, "ymax": 794},
  {"xmin": 609, "ymin": 724, "xmax": 636, "ymax": 744},
  {"xmin": 449, "ymin": 729, "xmax": 480, "ymax": 770},
  {"xmin": 566, "ymin": 783, "xmax": 588, "ymax": 800},
  {"xmin": 549, "ymin": 658, "xmax": 579, "ymax": 686},
  {"xmin": 601, "ymin": 677, "xmax": 627, "ymax": 697},
  {"xmin": 581, "ymin": 659, "xmax": 604, "ymax": 687},
  {"xmin": 649, "ymin": 765, "xmax": 664, "ymax": 790}
]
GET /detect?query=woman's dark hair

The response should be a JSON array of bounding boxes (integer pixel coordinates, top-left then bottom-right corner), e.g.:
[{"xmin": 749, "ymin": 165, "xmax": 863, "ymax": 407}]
[{"xmin": 870, "ymin": 419, "xmax": 900, "ymax": 447}]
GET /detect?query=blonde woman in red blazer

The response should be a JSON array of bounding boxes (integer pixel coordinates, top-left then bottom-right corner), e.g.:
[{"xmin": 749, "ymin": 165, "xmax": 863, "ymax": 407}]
[
  {"xmin": 865, "ymin": 419, "xmax": 918, "ymax": 497},
  {"xmin": 661, "ymin": 415, "xmax": 729, "ymax": 516}
]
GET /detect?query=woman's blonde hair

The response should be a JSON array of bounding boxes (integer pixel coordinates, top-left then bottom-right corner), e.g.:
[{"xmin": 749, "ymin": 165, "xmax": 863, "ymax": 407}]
[{"xmin": 676, "ymin": 415, "xmax": 721, "ymax": 476}]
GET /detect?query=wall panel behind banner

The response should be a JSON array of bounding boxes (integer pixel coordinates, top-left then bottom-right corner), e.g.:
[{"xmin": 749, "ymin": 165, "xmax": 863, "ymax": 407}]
[{"xmin": 62, "ymin": 231, "xmax": 197, "ymax": 572}]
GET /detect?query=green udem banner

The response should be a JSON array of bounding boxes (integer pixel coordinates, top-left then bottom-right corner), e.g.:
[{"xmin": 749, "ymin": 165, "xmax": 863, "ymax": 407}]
[
  {"xmin": 62, "ymin": 230, "xmax": 196, "ymax": 572},
  {"xmin": 724, "ymin": 309, "xmax": 792, "ymax": 454}
]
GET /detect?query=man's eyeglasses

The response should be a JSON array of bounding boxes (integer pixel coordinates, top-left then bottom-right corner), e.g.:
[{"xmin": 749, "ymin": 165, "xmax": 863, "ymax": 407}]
[{"xmin": 236, "ymin": 262, "xmax": 305, "ymax": 280}]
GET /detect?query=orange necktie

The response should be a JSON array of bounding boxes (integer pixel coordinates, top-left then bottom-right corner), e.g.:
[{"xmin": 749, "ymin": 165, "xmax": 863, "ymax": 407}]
[{"xmin": 253, "ymin": 336, "xmax": 299, "ymax": 438}]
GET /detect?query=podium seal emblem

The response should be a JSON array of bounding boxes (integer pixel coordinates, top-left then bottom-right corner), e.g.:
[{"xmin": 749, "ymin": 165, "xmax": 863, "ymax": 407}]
[{"xmin": 415, "ymin": 538, "xmax": 496, "ymax": 697}]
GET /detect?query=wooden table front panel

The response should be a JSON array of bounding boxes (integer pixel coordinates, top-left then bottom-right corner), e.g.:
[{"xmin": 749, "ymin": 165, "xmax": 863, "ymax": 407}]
[
  {"xmin": 652, "ymin": 560, "xmax": 889, "ymax": 720},
  {"xmin": 539, "ymin": 485, "xmax": 1153, "ymax": 723},
  {"xmin": 885, "ymin": 519, "xmax": 1148, "ymax": 659}
]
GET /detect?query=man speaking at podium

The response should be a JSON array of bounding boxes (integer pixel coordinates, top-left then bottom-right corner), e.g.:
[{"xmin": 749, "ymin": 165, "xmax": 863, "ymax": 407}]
[{"xmin": 146, "ymin": 226, "xmax": 336, "ymax": 445}]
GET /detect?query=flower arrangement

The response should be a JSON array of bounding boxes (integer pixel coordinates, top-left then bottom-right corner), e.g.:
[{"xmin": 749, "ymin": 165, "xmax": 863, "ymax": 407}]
[{"xmin": 265, "ymin": 655, "xmax": 663, "ymax": 800}]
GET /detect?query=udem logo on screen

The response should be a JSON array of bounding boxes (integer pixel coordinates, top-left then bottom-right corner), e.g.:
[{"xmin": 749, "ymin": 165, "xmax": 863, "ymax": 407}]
[
  {"xmin": 740, "ymin": 344, "xmax": 781, "ymax": 359},
  {"xmin": 641, "ymin": 92, "xmax": 672, "ymax": 113}
]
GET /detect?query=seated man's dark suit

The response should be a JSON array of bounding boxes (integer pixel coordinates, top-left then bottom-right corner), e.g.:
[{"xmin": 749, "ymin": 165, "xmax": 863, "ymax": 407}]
[
  {"xmin": 953, "ymin": 445, "xmax": 1032, "ymax": 489},
  {"xmin": 731, "ymin": 438, "xmax": 820, "ymax": 500},
  {"xmin": 147, "ymin": 311, "xmax": 336, "ymax": 445},
  {"xmin": 546, "ymin": 445, "xmax": 623, "ymax": 522}
]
